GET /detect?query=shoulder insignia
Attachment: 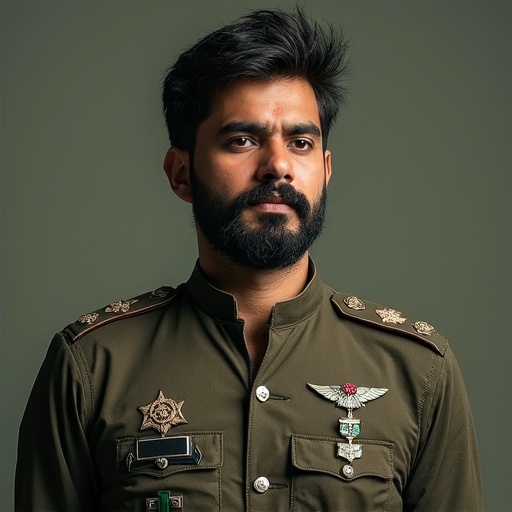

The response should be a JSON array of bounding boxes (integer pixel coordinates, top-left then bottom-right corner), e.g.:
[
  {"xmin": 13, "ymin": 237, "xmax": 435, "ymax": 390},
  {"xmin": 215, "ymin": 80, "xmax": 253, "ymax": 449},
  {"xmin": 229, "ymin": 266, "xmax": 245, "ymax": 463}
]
[
  {"xmin": 64, "ymin": 286, "xmax": 179, "ymax": 342},
  {"xmin": 331, "ymin": 292, "xmax": 446, "ymax": 356}
]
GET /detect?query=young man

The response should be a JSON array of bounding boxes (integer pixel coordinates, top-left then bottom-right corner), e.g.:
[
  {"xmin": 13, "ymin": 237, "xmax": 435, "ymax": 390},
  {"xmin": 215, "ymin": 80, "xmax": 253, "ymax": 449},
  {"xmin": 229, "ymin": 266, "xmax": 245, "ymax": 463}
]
[{"xmin": 15, "ymin": 9, "xmax": 482, "ymax": 511}]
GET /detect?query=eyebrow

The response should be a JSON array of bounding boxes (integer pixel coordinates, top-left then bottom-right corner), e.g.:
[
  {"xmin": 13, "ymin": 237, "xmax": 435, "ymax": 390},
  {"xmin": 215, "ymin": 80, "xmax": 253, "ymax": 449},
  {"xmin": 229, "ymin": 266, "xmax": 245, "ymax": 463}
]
[{"xmin": 216, "ymin": 121, "xmax": 321, "ymax": 138}]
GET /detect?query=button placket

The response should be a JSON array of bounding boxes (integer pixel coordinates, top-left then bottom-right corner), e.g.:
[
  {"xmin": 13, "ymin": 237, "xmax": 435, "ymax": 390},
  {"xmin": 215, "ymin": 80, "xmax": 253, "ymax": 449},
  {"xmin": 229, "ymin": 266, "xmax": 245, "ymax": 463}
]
[{"xmin": 252, "ymin": 387, "xmax": 271, "ymax": 496}]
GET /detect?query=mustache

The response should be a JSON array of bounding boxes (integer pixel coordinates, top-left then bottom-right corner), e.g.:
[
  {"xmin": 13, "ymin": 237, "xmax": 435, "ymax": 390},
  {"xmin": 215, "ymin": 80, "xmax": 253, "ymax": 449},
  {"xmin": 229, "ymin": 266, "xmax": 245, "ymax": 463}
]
[{"xmin": 231, "ymin": 182, "xmax": 311, "ymax": 220}]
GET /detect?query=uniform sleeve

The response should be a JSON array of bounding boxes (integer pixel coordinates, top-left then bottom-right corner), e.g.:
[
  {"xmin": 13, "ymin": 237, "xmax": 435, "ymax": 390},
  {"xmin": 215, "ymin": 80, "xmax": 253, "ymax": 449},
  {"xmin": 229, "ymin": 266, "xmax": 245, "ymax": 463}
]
[
  {"xmin": 403, "ymin": 346, "xmax": 483, "ymax": 511},
  {"xmin": 15, "ymin": 333, "xmax": 99, "ymax": 512}
]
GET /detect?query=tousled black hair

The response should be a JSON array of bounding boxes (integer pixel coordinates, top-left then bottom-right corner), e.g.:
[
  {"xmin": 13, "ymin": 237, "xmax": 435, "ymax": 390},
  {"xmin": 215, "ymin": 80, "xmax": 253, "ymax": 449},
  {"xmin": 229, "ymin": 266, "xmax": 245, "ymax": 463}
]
[{"xmin": 162, "ymin": 8, "xmax": 350, "ymax": 152}]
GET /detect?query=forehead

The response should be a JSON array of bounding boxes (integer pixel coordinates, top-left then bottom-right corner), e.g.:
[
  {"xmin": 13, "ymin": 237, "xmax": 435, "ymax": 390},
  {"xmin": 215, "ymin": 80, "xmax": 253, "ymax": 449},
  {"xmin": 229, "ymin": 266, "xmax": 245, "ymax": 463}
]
[{"xmin": 205, "ymin": 78, "xmax": 321, "ymax": 129}]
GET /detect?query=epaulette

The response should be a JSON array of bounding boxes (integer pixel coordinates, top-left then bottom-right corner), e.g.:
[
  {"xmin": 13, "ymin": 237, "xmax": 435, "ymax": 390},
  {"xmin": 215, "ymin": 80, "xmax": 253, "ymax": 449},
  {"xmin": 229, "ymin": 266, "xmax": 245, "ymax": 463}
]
[
  {"xmin": 330, "ymin": 292, "xmax": 447, "ymax": 357},
  {"xmin": 64, "ymin": 286, "xmax": 179, "ymax": 342}
]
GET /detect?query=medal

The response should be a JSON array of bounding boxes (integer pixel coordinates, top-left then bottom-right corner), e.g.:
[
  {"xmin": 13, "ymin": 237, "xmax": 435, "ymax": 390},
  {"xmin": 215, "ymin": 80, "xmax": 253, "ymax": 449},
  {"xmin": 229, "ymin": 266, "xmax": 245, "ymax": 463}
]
[
  {"xmin": 139, "ymin": 390, "xmax": 188, "ymax": 437},
  {"xmin": 308, "ymin": 382, "xmax": 387, "ymax": 464}
]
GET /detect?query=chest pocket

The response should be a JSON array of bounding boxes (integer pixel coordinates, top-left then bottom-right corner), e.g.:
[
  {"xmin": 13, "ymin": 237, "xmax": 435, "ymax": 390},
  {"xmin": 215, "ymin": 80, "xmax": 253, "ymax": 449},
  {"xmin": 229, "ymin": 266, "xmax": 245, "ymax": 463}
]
[
  {"xmin": 291, "ymin": 434, "xmax": 393, "ymax": 511},
  {"xmin": 116, "ymin": 431, "xmax": 222, "ymax": 511}
]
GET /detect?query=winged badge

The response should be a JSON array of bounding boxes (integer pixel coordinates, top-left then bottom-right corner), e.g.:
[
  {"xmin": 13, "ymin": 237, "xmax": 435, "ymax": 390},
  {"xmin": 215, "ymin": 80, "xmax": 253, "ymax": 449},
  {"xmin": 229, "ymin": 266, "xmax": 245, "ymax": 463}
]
[{"xmin": 308, "ymin": 382, "xmax": 388, "ymax": 418}]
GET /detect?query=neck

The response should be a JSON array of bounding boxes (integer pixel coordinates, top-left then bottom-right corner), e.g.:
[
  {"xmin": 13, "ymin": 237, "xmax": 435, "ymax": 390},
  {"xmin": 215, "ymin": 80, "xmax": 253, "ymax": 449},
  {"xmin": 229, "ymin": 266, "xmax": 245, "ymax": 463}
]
[
  {"xmin": 199, "ymin": 251, "xmax": 310, "ymax": 315},
  {"xmin": 198, "ymin": 244, "xmax": 310, "ymax": 371}
]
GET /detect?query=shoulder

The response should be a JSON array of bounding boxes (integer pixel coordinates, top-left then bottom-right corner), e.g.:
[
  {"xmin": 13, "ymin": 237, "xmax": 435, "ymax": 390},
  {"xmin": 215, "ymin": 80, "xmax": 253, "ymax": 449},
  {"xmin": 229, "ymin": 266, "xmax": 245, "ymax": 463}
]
[
  {"xmin": 63, "ymin": 286, "xmax": 180, "ymax": 343},
  {"xmin": 329, "ymin": 290, "xmax": 448, "ymax": 357}
]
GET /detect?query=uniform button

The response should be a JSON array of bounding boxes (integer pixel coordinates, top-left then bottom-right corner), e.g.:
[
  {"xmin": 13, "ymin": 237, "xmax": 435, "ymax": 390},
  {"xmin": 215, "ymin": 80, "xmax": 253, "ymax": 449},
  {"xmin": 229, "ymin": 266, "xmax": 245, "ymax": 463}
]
[
  {"xmin": 253, "ymin": 476, "xmax": 270, "ymax": 493},
  {"xmin": 342, "ymin": 464, "xmax": 355, "ymax": 478},
  {"xmin": 155, "ymin": 457, "xmax": 168, "ymax": 469},
  {"xmin": 255, "ymin": 386, "xmax": 270, "ymax": 402}
]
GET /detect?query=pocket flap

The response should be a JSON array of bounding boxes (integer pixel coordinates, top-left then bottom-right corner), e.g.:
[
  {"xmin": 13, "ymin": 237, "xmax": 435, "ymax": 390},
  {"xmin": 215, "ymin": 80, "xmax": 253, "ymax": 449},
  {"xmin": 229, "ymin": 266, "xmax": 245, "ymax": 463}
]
[
  {"xmin": 117, "ymin": 430, "xmax": 222, "ymax": 478},
  {"xmin": 291, "ymin": 434, "xmax": 393, "ymax": 481}
]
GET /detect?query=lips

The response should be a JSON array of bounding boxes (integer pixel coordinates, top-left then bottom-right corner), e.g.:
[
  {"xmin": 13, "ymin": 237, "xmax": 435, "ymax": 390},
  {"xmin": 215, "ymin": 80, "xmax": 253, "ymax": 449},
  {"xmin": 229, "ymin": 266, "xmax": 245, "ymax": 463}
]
[{"xmin": 252, "ymin": 194, "xmax": 294, "ymax": 207}]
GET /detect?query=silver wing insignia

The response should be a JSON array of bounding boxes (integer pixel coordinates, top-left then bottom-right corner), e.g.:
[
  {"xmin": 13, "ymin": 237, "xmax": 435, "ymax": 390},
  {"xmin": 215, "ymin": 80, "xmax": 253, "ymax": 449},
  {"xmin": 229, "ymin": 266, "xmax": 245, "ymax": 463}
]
[
  {"xmin": 348, "ymin": 387, "xmax": 388, "ymax": 409},
  {"xmin": 307, "ymin": 383, "xmax": 343, "ymax": 405},
  {"xmin": 308, "ymin": 383, "xmax": 388, "ymax": 411}
]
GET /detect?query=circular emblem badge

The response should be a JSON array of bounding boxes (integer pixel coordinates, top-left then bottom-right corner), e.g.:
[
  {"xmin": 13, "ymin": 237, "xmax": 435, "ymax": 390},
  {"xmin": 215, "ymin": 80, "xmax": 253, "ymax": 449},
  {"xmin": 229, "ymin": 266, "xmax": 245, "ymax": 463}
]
[{"xmin": 139, "ymin": 390, "xmax": 188, "ymax": 436}]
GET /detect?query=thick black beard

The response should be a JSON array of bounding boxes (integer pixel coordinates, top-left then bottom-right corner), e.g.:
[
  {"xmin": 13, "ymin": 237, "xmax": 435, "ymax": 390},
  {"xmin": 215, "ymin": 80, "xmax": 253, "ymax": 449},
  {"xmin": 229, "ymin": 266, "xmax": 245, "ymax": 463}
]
[{"xmin": 190, "ymin": 171, "xmax": 327, "ymax": 270}]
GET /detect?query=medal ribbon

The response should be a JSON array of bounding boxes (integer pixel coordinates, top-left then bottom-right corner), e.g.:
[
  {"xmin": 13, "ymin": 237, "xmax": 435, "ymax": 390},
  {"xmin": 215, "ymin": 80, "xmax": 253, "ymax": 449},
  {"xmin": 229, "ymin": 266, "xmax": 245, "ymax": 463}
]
[{"xmin": 158, "ymin": 491, "xmax": 170, "ymax": 512}]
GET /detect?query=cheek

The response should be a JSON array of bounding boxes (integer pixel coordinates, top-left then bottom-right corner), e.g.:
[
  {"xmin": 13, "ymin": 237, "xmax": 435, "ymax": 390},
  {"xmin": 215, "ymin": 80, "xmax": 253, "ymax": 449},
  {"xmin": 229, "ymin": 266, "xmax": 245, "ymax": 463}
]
[
  {"xmin": 296, "ymin": 169, "xmax": 327, "ymax": 197},
  {"xmin": 194, "ymin": 167, "xmax": 243, "ymax": 201},
  {"xmin": 196, "ymin": 153, "xmax": 254, "ymax": 190}
]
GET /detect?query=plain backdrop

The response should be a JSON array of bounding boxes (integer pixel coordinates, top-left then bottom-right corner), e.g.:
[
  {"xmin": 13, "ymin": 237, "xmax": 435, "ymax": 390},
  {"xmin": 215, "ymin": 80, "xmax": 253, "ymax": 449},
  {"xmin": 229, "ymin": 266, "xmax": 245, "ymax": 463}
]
[{"xmin": 1, "ymin": 1, "xmax": 511, "ymax": 511}]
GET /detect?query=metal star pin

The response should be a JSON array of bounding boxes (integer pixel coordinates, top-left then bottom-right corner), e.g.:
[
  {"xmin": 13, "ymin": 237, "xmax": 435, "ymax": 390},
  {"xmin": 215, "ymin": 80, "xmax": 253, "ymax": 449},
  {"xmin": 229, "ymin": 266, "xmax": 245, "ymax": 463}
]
[{"xmin": 139, "ymin": 390, "xmax": 188, "ymax": 437}]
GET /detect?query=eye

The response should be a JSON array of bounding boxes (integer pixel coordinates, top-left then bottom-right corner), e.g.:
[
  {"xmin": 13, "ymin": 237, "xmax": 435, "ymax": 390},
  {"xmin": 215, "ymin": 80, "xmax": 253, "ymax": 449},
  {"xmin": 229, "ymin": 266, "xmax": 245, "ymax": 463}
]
[
  {"xmin": 290, "ymin": 139, "xmax": 313, "ymax": 151},
  {"xmin": 227, "ymin": 137, "xmax": 256, "ymax": 149}
]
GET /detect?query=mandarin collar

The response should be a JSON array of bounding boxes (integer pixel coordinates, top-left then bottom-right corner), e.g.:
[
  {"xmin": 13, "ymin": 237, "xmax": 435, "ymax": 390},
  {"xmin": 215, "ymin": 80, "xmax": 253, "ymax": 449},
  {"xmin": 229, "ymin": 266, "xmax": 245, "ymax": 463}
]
[{"xmin": 185, "ymin": 259, "xmax": 323, "ymax": 328}]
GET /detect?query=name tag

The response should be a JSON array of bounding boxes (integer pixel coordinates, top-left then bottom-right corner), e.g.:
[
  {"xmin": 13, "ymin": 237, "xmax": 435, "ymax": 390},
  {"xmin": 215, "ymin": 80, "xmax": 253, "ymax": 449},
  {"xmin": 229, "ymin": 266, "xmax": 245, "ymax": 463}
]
[{"xmin": 127, "ymin": 435, "xmax": 201, "ymax": 472}]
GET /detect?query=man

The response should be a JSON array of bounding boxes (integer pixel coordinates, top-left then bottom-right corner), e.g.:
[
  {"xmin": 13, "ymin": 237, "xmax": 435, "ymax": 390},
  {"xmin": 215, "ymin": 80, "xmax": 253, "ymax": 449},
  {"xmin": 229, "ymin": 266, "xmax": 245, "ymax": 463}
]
[{"xmin": 15, "ymin": 9, "xmax": 482, "ymax": 511}]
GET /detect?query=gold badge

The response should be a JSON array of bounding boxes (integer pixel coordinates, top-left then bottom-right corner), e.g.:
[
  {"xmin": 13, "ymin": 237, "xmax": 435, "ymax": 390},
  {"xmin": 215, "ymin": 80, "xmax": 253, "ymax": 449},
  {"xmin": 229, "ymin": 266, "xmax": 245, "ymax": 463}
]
[
  {"xmin": 343, "ymin": 296, "xmax": 366, "ymax": 310},
  {"xmin": 139, "ymin": 390, "xmax": 188, "ymax": 437},
  {"xmin": 150, "ymin": 289, "xmax": 170, "ymax": 299},
  {"xmin": 78, "ymin": 313, "xmax": 99, "ymax": 325},
  {"xmin": 375, "ymin": 307, "xmax": 406, "ymax": 324},
  {"xmin": 105, "ymin": 299, "xmax": 138, "ymax": 314},
  {"xmin": 412, "ymin": 321, "xmax": 435, "ymax": 336}
]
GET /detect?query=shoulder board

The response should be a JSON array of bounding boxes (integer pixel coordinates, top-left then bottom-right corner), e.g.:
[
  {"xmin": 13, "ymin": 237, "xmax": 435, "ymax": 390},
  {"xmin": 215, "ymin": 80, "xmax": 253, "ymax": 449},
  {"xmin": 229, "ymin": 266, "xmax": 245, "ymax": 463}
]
[
  {"xmin": 330, "ymin": 292, "xmax": 447, "ymax": 356},
  {"xmin": 64, "ymin": 286, "xmax": 179, "ymax": 343}
]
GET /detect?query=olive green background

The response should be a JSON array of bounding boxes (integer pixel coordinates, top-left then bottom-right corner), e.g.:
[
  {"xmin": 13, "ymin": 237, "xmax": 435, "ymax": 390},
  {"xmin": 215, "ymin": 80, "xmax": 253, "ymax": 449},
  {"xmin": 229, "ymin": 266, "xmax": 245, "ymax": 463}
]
[{"xmin": 1, "ymin": 1, "xmax": 510, "ymax": 510}]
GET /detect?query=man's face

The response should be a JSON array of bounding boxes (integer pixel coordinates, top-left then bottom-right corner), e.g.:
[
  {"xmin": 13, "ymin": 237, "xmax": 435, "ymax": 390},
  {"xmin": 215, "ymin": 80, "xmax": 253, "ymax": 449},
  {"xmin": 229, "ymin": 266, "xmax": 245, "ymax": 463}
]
[{"xmin": 191, "ymin": 78, "xmax": 332, "ymax": 270}]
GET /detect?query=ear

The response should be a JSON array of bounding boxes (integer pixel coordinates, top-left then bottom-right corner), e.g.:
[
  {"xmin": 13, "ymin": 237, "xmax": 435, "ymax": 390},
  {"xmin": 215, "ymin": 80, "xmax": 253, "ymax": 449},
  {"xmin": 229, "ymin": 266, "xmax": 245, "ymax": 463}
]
[
  {"xmin": 163, "ymin": 147, "xmax": 192, "ymax": 204},
  {"xmin": 324, "ymin": 150, "xmax": 332, "ymax": 185}
]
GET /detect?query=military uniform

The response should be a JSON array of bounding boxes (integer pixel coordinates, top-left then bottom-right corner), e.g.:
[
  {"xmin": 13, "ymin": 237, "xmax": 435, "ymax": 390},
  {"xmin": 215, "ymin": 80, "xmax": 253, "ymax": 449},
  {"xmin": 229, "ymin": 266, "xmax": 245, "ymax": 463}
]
[{"xmin": 15, "ymin": 261, "xmax": 482, "ymax": 511}]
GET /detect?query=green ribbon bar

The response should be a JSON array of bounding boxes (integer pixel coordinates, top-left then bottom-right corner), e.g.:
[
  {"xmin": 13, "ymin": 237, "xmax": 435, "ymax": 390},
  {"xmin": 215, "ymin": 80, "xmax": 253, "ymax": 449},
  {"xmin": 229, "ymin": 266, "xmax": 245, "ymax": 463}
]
[{"xmin": 158, "ymin": 491, "xmax": 170, "ymax": 512}]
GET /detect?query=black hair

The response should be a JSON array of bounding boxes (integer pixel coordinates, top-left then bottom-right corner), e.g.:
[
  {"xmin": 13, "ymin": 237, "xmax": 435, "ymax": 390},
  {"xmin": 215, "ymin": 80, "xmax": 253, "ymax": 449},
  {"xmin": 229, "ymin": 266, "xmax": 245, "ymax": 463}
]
[{"xmin": 162, "ymin": 8, "xmax": 350, "ymax": 152}]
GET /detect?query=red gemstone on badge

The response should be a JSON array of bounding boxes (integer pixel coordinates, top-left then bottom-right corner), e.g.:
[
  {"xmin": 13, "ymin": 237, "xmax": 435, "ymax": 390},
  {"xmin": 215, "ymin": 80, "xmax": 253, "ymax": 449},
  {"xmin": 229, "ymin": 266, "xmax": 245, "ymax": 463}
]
[{"xmin": 342, "ymin": 383, "xmax": 357, "ymax": 395}]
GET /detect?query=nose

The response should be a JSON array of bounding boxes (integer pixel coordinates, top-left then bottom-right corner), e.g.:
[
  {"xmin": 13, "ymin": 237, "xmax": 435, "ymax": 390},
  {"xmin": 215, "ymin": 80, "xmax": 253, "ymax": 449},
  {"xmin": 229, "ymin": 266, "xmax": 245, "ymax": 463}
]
[{"xmin": 256, "ymin": 142, "xmax": 294, "ymax": 183}]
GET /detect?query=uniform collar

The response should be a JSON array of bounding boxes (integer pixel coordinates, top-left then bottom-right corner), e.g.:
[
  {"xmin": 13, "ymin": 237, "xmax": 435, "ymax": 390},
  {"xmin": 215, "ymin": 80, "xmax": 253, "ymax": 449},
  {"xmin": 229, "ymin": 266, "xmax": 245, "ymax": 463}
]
[{"xmin": 185, "ymin": 259, "xmax": 324, "ymax": 328}]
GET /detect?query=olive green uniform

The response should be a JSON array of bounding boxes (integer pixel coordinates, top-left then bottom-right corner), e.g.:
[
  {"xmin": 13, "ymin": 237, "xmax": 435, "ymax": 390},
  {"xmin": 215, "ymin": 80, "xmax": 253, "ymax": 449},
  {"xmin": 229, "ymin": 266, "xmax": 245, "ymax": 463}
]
[{"xmin": 16, "ymin": 262, "xmax": 482, "ymax": 511}]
